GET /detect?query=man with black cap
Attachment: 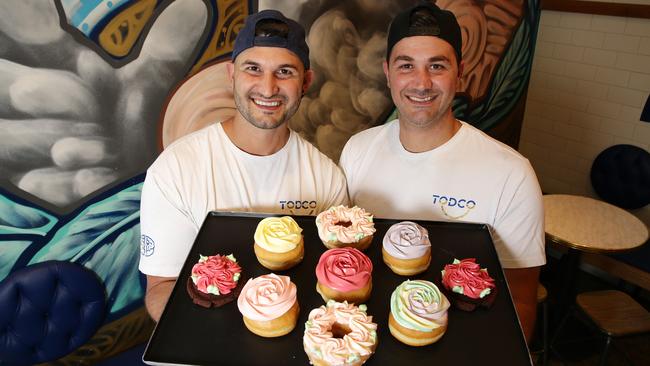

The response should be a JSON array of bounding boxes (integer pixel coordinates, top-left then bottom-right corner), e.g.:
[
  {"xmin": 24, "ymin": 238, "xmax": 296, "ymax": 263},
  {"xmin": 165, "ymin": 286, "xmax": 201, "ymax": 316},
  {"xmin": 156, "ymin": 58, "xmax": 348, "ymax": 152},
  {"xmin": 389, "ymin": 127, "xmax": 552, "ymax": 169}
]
[
  {"xmin": 139, "ymin": 10, "xmax": 348, "ymax": 322},
  {"xmin": 340, "ymin": 2, "xmax": 544, "ymax": 341}
]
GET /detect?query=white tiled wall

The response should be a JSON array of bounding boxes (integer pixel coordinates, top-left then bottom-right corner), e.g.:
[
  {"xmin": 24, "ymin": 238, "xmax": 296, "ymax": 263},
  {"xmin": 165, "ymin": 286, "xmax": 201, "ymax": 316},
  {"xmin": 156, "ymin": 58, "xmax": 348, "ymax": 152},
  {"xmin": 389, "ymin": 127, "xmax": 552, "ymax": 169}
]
[{"xmin": 519, "ymin": 9, "xmax": 650, "ymax": 225}]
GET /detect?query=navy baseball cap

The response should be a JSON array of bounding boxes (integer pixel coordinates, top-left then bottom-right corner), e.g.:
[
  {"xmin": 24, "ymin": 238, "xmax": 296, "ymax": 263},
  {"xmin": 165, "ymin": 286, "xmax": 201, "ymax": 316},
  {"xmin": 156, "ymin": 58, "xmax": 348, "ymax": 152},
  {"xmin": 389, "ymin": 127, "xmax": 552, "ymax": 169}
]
[
  {"xmin": 386, "ymin": 2, "xmax": 462, "ymax": 64},
  {"xmin": 232, "ymin": 10, "xmax": 310, "ymax": 70}
]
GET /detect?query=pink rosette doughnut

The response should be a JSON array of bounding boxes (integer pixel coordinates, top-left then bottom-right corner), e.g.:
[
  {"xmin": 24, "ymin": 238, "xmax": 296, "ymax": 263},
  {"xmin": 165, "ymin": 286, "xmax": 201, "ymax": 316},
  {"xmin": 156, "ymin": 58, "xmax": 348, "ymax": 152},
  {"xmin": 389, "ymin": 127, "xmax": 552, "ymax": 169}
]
[
  {"xmin": 237, "ymin": 273, "xmax": 299, "ymax": 337},
  {"xmin": 316, "ymin": 247, "xmax": 373, "ymax": 304}
]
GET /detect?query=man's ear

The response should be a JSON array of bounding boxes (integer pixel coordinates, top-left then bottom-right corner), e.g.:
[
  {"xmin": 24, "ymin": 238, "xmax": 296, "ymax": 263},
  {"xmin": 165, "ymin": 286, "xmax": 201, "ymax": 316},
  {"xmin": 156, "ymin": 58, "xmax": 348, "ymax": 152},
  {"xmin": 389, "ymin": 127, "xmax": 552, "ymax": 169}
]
[
  {"xmin": 382, "ymin": 60, "xmax": 390, "ymax": 89},
  {"xmin": 226, "ymin": 61, "xmax": 235, "ymax": 84},
  {"xmin": 303, "ymin": 69, "xmax": 314, "ymax": 94},
  {"xmin": 457, "ymin": 61, "xmax": 464, "ymax": 80}
]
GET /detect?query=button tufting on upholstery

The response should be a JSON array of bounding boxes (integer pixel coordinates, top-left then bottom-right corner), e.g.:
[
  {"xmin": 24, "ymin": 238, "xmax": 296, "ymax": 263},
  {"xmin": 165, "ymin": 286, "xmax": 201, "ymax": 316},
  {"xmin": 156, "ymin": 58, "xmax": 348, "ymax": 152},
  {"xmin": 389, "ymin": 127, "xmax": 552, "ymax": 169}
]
[
  {"xmin": 591, "ymin": 144, "xmax": 650, "ymax": 209},
  {"xmin": 0, "ymin": 261, "xmax": 106, "ymax": 366}
]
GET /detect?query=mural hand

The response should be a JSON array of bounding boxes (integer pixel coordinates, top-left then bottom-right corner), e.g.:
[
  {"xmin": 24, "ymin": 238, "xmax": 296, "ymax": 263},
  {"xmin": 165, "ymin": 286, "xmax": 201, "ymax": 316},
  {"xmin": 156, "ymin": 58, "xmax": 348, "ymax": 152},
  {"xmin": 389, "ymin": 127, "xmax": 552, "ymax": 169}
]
[{"xmin": 0, "ymin": 0, "xmax": 208, "ymax": 208}]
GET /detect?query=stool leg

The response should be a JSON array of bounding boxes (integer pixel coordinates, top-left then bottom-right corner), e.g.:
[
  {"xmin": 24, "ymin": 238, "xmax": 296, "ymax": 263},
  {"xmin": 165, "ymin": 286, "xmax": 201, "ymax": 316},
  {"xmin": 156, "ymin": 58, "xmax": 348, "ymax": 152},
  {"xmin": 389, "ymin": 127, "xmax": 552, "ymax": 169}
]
[
  {"xmin": 598, "ymin": 336, "xmax": 611, "ymax": 366},
  {"xmin": 555, "ymin": 249, "xmax": 580, "ymax": 325},
  {"xmin": 542, "ymin": 301, "xmax": 549, "ymax": 366},
  {"xmin": 551, "ymin": 307, "xmax": 571, "ymax": 347},
  {"xmin": 549, "ymin": 306, "xmax": 573, "ymax": 365}
]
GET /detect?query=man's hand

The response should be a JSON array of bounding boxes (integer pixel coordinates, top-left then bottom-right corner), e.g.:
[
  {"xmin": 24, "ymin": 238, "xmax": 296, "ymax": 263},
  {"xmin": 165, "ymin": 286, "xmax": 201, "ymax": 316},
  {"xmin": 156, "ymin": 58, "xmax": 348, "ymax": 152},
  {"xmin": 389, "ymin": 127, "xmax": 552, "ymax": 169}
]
[
  {"xmin": 504, "ymin": 266, "xmax": 541, "ymax": 343},
  {"xmin": 145, "ymin": 275, "xmax": 177, "ymax": 322}
]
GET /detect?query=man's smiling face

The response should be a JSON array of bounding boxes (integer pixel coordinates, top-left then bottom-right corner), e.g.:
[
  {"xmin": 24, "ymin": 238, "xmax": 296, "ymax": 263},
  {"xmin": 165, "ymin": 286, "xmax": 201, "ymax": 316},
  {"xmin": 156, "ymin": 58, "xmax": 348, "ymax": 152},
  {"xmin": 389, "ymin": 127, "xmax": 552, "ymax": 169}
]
[
  {"xmin": 383, "ymin": 36, "xmax": 461, "ymax": 129},
  {"xmin": 230, "ymin": 46, "xmax": 311, "ymax": 130}
]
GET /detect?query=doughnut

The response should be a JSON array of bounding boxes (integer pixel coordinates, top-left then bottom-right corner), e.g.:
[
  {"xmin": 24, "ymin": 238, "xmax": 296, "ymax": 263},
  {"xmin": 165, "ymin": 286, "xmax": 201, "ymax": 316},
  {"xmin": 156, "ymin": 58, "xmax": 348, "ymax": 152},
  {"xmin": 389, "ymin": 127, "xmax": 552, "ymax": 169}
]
[
  {"xmin": 382, "ymin": 221, "xmax": 431, "ymax": 276},
  {"xmin": 303, "ymin": 300, "xmax": 377, "ymax": 366},
  {"xmin": 315, "ymin": 248, "xmax": 373, "ymax": 304},
  {"xmin": 315, "ymin": 206, "xmax": 376, "ymax": 250},
  {"xmin": 237, "ymin": 273, "xmax": 299, "ymax": 337},
  {"xmin": 441, "ymin": 258, "xmax": 497, "ymax": 311},
  {"xmin": 389, "ymin": 280, "xmax": 450, "ymax": 346},
  {"xmin": 254, "ymin": 216, "xmax": 304, "ymax": 270},
  {"xmin": 186, "ymin": 254, "xmax": 244, "ymax": 308}
]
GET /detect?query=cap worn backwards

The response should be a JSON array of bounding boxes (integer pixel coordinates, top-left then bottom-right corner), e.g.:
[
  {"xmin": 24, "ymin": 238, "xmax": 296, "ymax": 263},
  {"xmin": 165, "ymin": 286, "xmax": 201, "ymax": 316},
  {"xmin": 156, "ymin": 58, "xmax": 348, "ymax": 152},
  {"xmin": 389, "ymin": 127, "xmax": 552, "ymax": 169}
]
[
  {"xmin": 232, "ymin": 9, "xmax": 310, "ymax": 70},
  {"xmin": 386, "ymin": 2, "xmax": 462, "ymax": 64}
]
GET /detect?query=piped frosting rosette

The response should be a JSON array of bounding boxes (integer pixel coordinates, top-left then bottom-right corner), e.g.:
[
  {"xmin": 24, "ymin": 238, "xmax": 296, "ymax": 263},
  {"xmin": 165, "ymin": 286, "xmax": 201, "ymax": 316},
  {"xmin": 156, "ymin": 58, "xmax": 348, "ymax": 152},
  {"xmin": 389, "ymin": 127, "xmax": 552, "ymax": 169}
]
[
  {"xmin": 390, "ymin": 280, "xmax": 450, "ymax": 332},
  {"xmin": 303, "ymin": 300, "xmax": 378, "ymax": 366},
  {"xmin": 316, "ymin": 248, "xmax": 373, "ymax": 292},
  {"xmin": 382, "ymin": 221, "xmax": 431, "ymax": 259},
  {"xmin": 441, "ymin": 258, "xmax": 495, "ymax": 299},
  {"xmin": 191, "ymin": 254, "xmax": 241, "ymax": 295},
  {"xmin": 237, "ymin": 273, "xmax": 297, "ymax": 321},
  {"xmin": 316, "ymin": 206, "xmax": 376, "ymax": 243},
  {"xmin": 254, "ymin": 216, "xmax": 303, "ymax": 253}
]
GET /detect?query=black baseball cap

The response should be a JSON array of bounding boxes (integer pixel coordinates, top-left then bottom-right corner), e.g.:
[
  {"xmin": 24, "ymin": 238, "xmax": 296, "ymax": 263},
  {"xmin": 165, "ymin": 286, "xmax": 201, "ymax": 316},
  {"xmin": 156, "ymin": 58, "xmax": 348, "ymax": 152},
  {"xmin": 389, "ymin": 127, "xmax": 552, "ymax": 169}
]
[
  {"xmin": 232, "ymin": 10, "xmax": 310, "ymax": 70},
  {"xmin": 386, "ymin": 2, "xmax": 462, "ymax": 64}
]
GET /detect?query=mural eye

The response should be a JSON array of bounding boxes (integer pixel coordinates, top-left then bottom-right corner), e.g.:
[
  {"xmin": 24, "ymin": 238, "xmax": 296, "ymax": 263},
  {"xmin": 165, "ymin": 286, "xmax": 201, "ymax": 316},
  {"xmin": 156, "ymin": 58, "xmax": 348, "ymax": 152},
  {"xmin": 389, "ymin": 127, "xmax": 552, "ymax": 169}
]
[{"xmin": 111, "ymin": 21, "xmax": 129, "ymax": 45}]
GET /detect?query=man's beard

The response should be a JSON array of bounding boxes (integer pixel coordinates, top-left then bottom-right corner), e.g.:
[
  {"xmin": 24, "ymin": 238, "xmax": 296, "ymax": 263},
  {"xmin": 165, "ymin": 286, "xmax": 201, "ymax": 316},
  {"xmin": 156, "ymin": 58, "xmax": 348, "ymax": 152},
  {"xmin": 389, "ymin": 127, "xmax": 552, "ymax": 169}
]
[{"xmin": 234, "ymin": 91, "xmax": 299, "ymax": 130}]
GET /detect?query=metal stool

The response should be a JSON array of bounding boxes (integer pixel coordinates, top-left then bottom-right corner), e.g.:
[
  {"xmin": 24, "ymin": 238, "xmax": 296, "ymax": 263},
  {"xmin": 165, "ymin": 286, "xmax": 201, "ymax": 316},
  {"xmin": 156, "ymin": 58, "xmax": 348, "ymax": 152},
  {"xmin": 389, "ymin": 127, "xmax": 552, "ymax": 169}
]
[{"xmin": 576, "ymin": 290, "xmax": 650, "ymax": 366}]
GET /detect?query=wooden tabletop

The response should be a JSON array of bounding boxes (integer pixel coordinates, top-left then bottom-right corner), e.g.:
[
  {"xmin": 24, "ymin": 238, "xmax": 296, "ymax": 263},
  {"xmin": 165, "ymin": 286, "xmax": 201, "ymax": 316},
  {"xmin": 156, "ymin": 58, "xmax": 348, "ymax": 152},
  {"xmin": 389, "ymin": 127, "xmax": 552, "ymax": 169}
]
[{"xmin": 544, "ymin": 194, "xmax": 649, "ymax": 253}]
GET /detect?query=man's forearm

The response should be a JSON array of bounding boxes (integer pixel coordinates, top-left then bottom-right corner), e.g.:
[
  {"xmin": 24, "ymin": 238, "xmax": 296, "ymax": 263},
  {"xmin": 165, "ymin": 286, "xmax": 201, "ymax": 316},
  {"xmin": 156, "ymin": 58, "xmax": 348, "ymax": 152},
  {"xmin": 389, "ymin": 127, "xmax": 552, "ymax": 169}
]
[
  {"xmin": 512, "ymin": 295, "xmax": 537, "ymax": 342},
  {"xmin": 504, "ymin": 267, "xmax": 540, "ymax": 343},
  {"xmin": 145, "ymin": 278, "xmax": 176, "ymax": 322}
]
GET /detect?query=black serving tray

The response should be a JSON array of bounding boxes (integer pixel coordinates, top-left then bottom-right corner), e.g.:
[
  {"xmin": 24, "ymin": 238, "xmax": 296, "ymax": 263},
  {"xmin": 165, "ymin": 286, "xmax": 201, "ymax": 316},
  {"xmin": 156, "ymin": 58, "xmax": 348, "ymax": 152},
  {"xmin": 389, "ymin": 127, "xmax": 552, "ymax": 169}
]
[{"xmin": 143, "ymin": 212, "xmax": 531, "ymax": 365}]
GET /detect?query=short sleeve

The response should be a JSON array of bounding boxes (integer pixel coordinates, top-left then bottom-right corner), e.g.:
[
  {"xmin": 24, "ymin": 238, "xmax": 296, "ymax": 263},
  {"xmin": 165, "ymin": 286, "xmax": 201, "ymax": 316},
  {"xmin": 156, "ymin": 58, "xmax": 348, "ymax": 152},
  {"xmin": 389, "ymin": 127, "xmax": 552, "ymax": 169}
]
[
  {"xmin": 339, "ymin": 137, "xmax": 359, "ymax": 200},
  {"xmin": 138, "ymin": 170, "xmax": 199, "ymax": 277},
  {"xmin": 491, "ymin": 161, "xmax": 546, "ymax": 269},
  {"xmin": 326, "ymin": 165, "xmax": 350, "ymax": 208}
]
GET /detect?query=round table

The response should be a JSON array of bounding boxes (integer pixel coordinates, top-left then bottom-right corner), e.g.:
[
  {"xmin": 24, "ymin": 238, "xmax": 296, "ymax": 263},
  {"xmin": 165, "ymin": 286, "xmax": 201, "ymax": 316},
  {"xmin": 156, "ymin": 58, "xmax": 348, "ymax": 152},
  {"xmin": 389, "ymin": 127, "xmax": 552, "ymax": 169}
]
[
  {"xmin": 545, "ymin": 194, "xmax": 648, "ymax": 253},
  {"xmin": 543, "ymin": 194, "xmax": 649, "ymax": 317}
]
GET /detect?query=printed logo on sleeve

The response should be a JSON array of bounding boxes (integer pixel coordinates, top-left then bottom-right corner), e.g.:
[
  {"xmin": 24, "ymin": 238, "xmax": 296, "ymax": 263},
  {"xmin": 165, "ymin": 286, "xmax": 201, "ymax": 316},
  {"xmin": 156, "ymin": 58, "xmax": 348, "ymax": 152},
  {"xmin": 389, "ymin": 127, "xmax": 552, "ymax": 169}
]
[
  {"xmin": 279, "ymin": 200, "xmax": 317, "ymax": 215},
  {"xmin": 432, "ymin": 194, "xmax": 477, "ymax": 220},
  {"xmin": 140, "ymin": 234, "xmax": 155, "ymax": 257}
]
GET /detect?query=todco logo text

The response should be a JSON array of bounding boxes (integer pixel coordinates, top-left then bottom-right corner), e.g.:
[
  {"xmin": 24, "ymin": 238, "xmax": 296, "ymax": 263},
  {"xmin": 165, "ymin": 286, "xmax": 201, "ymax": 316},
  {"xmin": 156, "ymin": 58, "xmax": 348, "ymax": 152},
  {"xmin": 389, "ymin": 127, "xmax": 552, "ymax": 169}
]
[
  {"xmin": 432, "ymin": 194, "xmax": 477, "ymax": 219},
  {"xmin": 280, "ymin": 200, "xmax": 317, "ymax": 215}
]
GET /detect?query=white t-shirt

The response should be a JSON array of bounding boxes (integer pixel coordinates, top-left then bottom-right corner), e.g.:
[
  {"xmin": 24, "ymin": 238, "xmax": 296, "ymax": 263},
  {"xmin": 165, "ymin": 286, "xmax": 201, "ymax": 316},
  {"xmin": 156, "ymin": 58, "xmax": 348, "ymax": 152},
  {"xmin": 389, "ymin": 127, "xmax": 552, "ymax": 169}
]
[
  {"xmin": 139, "ymin": 123, "xmax": 349, "ymax": 277},
  {"xmin": 340, "ymin": 120, "xmax": 545, "ymax": 269}
]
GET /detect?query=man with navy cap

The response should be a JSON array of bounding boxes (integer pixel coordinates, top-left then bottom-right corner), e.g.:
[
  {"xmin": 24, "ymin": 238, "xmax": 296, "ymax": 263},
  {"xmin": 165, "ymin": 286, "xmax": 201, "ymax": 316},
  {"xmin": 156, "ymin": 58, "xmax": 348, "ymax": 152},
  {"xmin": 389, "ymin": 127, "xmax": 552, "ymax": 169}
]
[
  {"xmin": 139, "ymin": 10, "xmax": 348, "ymax": 322},
  {"xmin": 340, "ymin": 2, "xmax": 544, "ymax": 341}
]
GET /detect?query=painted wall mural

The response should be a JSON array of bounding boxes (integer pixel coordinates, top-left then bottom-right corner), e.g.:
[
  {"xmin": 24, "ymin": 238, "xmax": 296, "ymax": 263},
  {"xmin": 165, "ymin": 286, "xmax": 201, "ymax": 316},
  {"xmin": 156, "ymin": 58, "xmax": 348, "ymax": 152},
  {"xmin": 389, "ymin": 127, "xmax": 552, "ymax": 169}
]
[{"xmin": 0, "ymin": 0, "xmax": 538, "ymax": 360}]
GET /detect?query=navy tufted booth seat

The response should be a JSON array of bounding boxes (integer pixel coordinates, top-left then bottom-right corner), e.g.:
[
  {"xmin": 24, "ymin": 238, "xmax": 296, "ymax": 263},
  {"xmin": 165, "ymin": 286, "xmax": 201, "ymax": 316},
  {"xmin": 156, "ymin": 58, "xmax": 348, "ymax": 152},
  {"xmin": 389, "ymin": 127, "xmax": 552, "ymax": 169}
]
[
  {"xmin": 590, "ymin": 144, "xmax": 650, "ymax": 275},
  {"xmin": 590, "ymin": 144, "xmax": 650, "ymax": 210},
  {"xmin": 0, "ymin": 261, "xmax": 106, "ymax": 366}
]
